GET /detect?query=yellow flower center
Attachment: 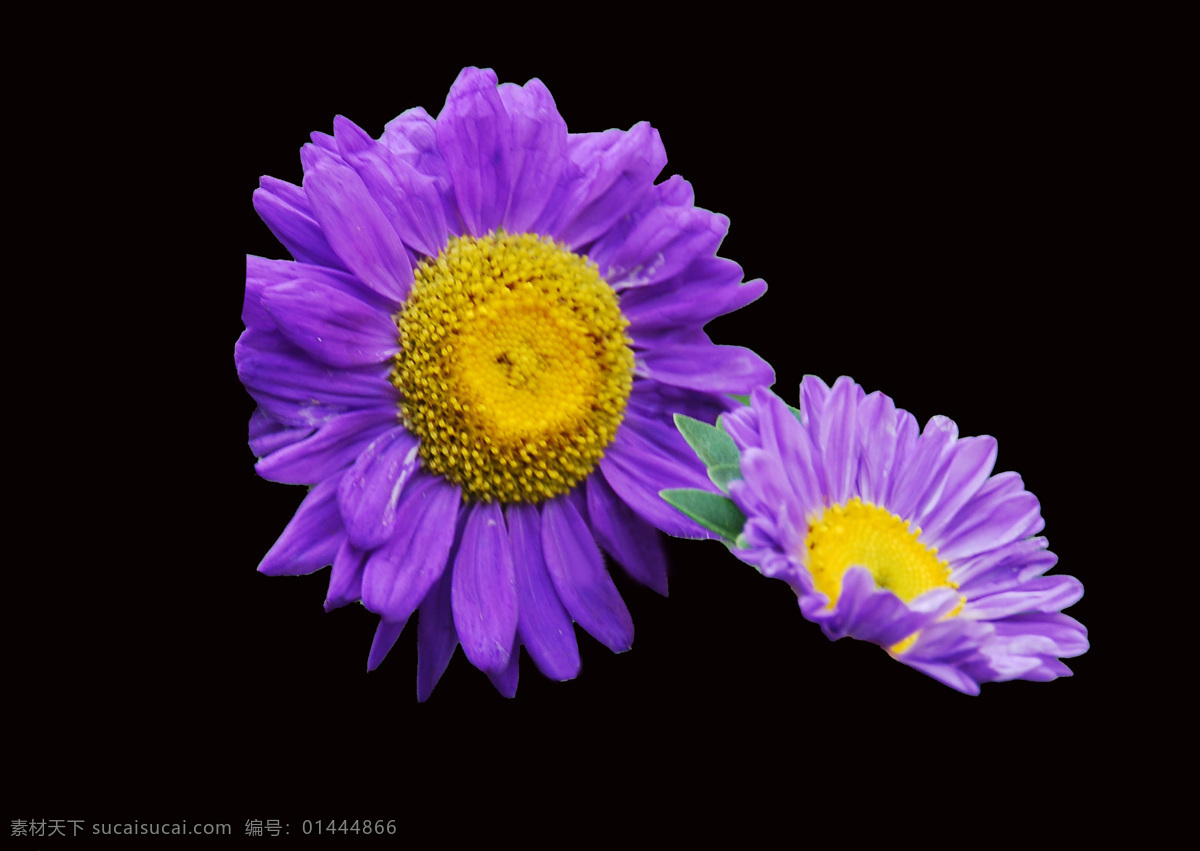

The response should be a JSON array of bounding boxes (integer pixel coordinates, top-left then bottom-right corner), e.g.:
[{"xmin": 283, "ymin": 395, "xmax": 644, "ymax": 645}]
[
  {"xmin": 391, "ymin": 231, "xmax": 633, "ymax": 503},
  {"xmin": 803, "ymin": 497, "xmax": 963, "ymax": 653}
]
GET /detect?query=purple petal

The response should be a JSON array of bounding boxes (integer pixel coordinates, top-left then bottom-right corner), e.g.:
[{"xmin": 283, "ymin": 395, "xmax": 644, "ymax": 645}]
[
  {"xmin": 541, "ymin": 123, "xmax": 667, "ymax": 249},
  {"xmin": 541, "ymin": 496, "xmax": 633, "ymax": 653},
  {"xmin": 254, "ymin": 407, "xmax": 398, "ymax": 485},
  {"xmin": 886, "ymin": 409, "xmax": 922, "ymax": 494},
  {"xmin": 531, "ymin": 129, "xmax": 616, "ymax": 236},
  {"xmin": 736, "ymin": 449, "xmax": 800, "ymax": 540},
  {"xmin": 258, "ymin": 475, "xmax": 343, "ymax": 576},
  {"xmin": 886, "ymin": 415, "xmax": 958, "ymax": 522},
  {"xmin": 301, "ymin": 143, "xmax": 413, "ymax": 302},
  {"xmin": 798, "ymin": 375, "xmax": 832, "ymax": 430},
  {"xmin": 954, "ymin": 536, "xmax": 1058, "ymax": 594},
  {"xmin": 333, "ymin": 114, "xmax": 450, "ymax": 259},
  {"xmin": 253, "ymin": 176, "xmax": 349, "ymax": 271},
  {"xmin": 937, "ymin": 479, "xmax": 1044, "ymax": 563},
  {"xmin": 325, "ymin": 539, "xmax": 366, "ymax": 611},
  {"xmin": 599, "ymin": 416, "xmax": 715, "ymax": 539},
  {"xmin": 486, "ymin": 643, "xmax": 521, "ymax": 698},
  {"xmin": 261, "ymin": 278, "xmax": 399, "ymax": 368},
  {"xmin": 246, "ymin": 254, "xmax": 399, "ymax": 323},
  {"xmin": 638, "ymin": 340, "xmax": 774, "ymax": 395},
  {"xmin": 367, "ymin": 617, "xmax": 408, "ymax": 672},
  {"xmin": 235, "ymin": 331, "xmax": 395, "ymax": 429},
  {"xmin": 900, "ymin": 659, "xmax": 984, "ymax": 695},
  {"xmin": 496, "ymin": 79, "xmax": 567, "ymax": 232},
  {"xmin": 965, "ymin": 575, "xmax": 1084, "ymax": 620},
  {"xmin": 416, "ymin": 566, "xmax": 458, "ymax": 702},
  {"xmin": 248, "ymin": 407, "xmax": 315, "ymax": 458},
  {"xmin": 801, "ymin": 565, "xmax": 958, "ymax": 646},
  {"xmin": 381, "ymin": 107, "xmax": 461, "ymax": 234},
  {"xmin": 621, "ymin": 257, "xmax": 766, "ymax": 334},
  {"xmin": 626, "ymin": 380, "xmax": 735, "ymax": 431},
  {"xmin": 580, "ymin": 175, "xmax": 687, "ymax": 274},
  {"xmin": 451, "ymin": 501, "xmax": 518, "ymax": 674},
  {"xmin": 1016, "ymin": 658, "xmax": 1074, "ymax": 681},
  {"xmin": 903, "ymin": 618, "xmax": 994, "ymax": 667},
  {"xmin": 721, "ymin": 402, "xmax": 764, "ymax": 452},
  {"xmin": 241, "ymin": 256, "xmax": 276, "ymax": 336},
  {"xmin": 752, "ymin": 387, "xmax": 823, "ymax": 513},
  {"xmin": 915, "ymin": 436, "xmax": 998, "ymax": 540},
  {"xmin": 586, "ymin": 473, "xmax": 669, "ymax": 595},
  {"xmin": 596, "ymin": 206, "xmax": 728, "ymax": 290},
  {"xmin": 815, "ymin": 376, "xmax": 862, "ymax": 506},
  {"xmin": 235, "ymin": 278, "xmax": 396, "ymax": 427},
  {"xmin": 337, "ymin": 427, "xmax": 422, "ymax": 550},
  {"xmin": 855, "ymin": 390, "xmax": 902, "ymax": 505},
  {"xmin": 655, "ymin": 173, "xmax": 695, "ymax": 207},
  {"xmin": 241, "ymin": 256, "xmax": 399, "ymax": 428},
  {"xmin": 897, "ymin": 618, "xmax": 997, "ymax": 694},
  {"xmin": 361, "ymin": 475, "xmax": 461, "ymax": 623},
  {"xmin": 507, "ymin": 503, "xmax": 580, "ymax": 681},
  {"xmin": 970, "ymin": 649, "xmax": 1049, "ymax": 683},
  {"xmin": 990, "ymin": 612, "xmax": 1088, "ymax": 658},
  {"xmin": 435, "ymin": 67, "xmax": 512, "ymax": 237},
  {"xmin": 310, "ymin": 130, "xmax": 338, "ymax": 153}
]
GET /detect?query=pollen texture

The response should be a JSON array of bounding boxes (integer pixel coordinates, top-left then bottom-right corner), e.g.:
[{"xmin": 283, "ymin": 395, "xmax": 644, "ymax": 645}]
[
  {"xmin": 804, "ymin": 497, "xmax": 958, "ymax": 607},
  {"xmin": 392, "ymin": 231, "xmax": 634, "ymax": 503}
]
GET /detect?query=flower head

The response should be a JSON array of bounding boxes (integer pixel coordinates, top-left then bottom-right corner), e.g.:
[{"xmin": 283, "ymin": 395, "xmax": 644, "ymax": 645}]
[
  {"xmin": 667, "ymin": 377, "xmax": 1086, "ymax": 694},
  {"xmin": 235, "ymin": 67, "xmax": 773, "ymax": 698}
]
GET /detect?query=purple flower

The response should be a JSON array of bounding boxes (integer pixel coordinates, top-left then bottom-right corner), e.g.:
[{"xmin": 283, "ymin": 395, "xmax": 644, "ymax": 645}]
[
  {"xmin": 235, "ymin": 67, "xmax": 773, "ymax": 699},
  {"xmin": 699, "ymin": 378, "xmax": 1086, "ymax": 695}
]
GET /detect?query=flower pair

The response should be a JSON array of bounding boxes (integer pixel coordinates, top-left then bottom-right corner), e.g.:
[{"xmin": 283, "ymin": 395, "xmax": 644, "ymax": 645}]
[{"xmin": 237, "ymin": 67, "xmax": 1085, "ymax": 698}]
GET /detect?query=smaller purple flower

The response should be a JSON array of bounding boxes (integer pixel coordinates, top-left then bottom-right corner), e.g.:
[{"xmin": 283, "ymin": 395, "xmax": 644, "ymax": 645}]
[{"xmin": 664, "ymin": 377, "xmax": 1087, "ymax": 694}]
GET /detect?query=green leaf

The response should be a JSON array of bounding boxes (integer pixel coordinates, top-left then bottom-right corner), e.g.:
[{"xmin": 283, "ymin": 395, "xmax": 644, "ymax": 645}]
[
  {"xmin": 660, "ymin": 488, "xmax": 747, "ymax": 541},
  {"xmin": 727, "ymin": 393, "xmax": 751, "ymax": 406},
  {"xmin": 673, "ymin": 414, "xmax": 740, "ymax": 468},
  {"xmin": 707, "ymin": 463, "xmax": 742, "ymax": 494},
  {"xmin": 788, "ymin": 404, "xmax": 804, "ymax": 424}
]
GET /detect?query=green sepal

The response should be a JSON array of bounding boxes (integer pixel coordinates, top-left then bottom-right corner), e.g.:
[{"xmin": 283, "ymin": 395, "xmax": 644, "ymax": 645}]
[
  {"xmin": 673, "ymin": 413, "xmax": 740, "ymax": 468},
  {"xmin": 660, "ymin": 488, "xmax": 747, "ymax": 541},
  {"xmin": 727, "ymin": 393, "xmax": 751, "ymax": 406},
  {"xmin": 707, "ymin": 463, "xmax": 742, "ymax": 494}
]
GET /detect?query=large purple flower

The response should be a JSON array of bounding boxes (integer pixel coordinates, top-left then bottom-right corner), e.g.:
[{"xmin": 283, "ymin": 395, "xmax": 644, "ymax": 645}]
[
  {"xmin": 671, "ymin": 378, "xmax": 1087, "ymax": 694},
  {"xmin": 235, "ymin": 67, "xmax": 773, "ymax": 698}
]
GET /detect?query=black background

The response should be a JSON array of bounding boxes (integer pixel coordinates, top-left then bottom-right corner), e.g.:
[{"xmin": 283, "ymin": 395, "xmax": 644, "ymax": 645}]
[{"xmin": 14, "ymin": 19, "xmax": 1138, "ymax": 834}]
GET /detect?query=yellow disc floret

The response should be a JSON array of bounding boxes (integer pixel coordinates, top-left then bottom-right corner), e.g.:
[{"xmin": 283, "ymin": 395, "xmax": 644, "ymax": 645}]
[
  {"xmin": 803, "ymin": 497, "xmax": 964, "ymax": 653},
  {"xmin": 392, "ymin": 231, "xmax": 634, "ymax": 503}
]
